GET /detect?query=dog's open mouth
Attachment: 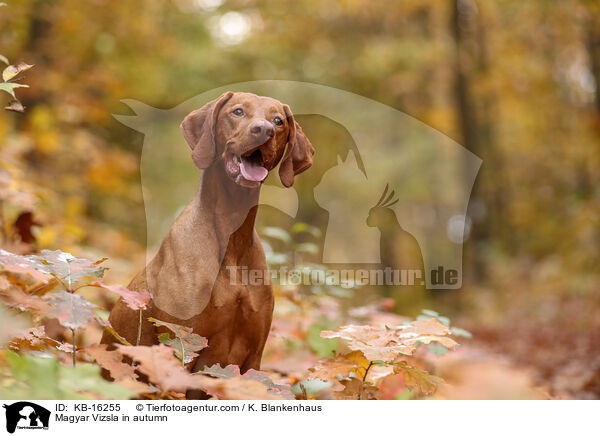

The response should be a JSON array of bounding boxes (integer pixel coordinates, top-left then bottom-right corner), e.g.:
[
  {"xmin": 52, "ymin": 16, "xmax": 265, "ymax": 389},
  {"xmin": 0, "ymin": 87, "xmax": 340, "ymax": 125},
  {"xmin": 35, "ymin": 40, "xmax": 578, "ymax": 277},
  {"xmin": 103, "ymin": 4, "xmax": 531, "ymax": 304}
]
[
  {"xmin": 238, "ymin": 149, "xmax": 268, "ymax": 182},
  {"xmin": 226, "ymin": 147, "xmax": 268, "ymax": 186}
]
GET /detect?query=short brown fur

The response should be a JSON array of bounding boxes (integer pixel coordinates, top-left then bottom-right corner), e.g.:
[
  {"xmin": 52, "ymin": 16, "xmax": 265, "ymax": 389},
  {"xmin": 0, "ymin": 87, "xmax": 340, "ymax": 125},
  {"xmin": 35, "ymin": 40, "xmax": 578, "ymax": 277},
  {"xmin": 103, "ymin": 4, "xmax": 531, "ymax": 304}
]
[{"xmin": 101, "ymin": 92, "xmax": 314, "ymax": 398}]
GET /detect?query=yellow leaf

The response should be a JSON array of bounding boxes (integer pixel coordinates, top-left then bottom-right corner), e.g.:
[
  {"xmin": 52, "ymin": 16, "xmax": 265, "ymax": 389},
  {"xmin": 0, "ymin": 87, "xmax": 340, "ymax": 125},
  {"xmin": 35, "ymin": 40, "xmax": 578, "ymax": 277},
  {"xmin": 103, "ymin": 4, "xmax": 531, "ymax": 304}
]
[{"xmin": 2, "ymin": 63, "xmax": 34, "ymax": 82}]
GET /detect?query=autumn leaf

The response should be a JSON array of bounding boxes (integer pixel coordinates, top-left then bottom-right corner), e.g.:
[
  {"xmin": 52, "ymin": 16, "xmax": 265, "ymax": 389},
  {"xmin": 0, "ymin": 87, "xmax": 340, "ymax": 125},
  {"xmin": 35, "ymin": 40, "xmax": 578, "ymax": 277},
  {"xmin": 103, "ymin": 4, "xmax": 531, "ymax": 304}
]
[
  {"xmin": 307, "ymin": 350, "xmax": 394, "ymax": 394},
  {"xmin": 320, "ymin": 325, "xmax": 411, "ymax": 361},
  {"xmin": 1, "ymin": 287, "xmax": 50, "ymax": 315},
  {"xmin": 320, "ymin": 318, "xmax": 458, "ymax": 362},
  {"xmin": 56, "ymin": 342, "xmax": 74, "ymax": 354},
  {"xmin": 5, "ymin": 100, "xmax": 25, "ymax": 112},
  {"xmin": 45, "ymin": 291, "xmax": 97, "ymax": 329},
  {"xmin": 94, "ymin": 316, "xmax": 132, "ymax": 346},
  {"xmin": 331, "ymin": 377, "xmax": 377, "ymax": 400},
  {"xmin": 199, "ymin": 364, "xmax": 294, "ymax": 399},
  {"xmin": 308, "ymin": 355, "xmax": 357, "ymax": 381},
  {"xmin": 0, "ymin": 249, "xmax": 52, "ymax": 281},
  {"xmin": 10, "ymin": 326, "xmax": 74, "ymax": 357},
  {"xmin": 2, "ymin": 62, "xmax": 34, "ymax": 82},
  {"xmin": 116, "ymin": 344, "xmax": 207, "ymax": 393},
  {"xmin": 149, "ymin": 318, "xmax": 208, "ymax": 365},
  {"xmin": 198, "ymin": 363, "xmax": 241, "ymax": 379},
  {"xmin": 308, "ymin": 351, "xmax": 368, "ymax": 381},
  {"xmin": 393, "ymin": 361, "xmax": 445, "ymax": 395},
  {"xmin": 90, "ymin": 281, "xmax": 151, "ymax": 310},
  {"xmin": 409, "ymin": 317, "xmax": 452, "ymax": 336},
  {"xmin": 34, "ymin": 250, "xmax": 107, "ymax": 286},
  {"xmin": 206, "ymin": 377, "xmax": 291, "ymax": 400},
  {"xmin": 85, "ymin": 344, "xmax": 137, "ymax": 381},
  {"xmin": 0, "ymin": 304, "xmax": 30, "ymax": 345},
  {"xmin": 9, "ymin": 326, "xmax": 54, "ymax": 351},
  {"xmin": 242, "ymin": 370, "xmax": 295, "ymax": 399},
  {"xmin": 0, "ymin": 249, "xmax": 107, "ymax": 287}
]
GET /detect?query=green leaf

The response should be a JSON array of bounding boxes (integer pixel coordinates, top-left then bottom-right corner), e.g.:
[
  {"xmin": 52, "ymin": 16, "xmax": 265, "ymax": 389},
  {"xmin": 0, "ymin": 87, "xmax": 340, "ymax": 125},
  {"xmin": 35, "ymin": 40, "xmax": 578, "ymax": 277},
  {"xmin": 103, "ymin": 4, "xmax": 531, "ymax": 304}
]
[
  {"xmin": 59, "ymin": 363, "xmax": 134, "ymax": 399},
  {"xmin": 5, "ymin": 351, "xmax": 62, "ymax": 399},
  {"xmin": 292, "ymin": 379, "xmax": 332, "ymax": 395},
  {"xmin": 451, "ymin": 326, "xmax": 472, "ymax": 338},
  {"xmin": 395, "ymin": 389, "xmax": 416, "ymax": 400},
  {"xmin": 0, "ymin": 83, "xmax": 28, "ymax": 99},
  {"xmin": 291, "ymin": 222, "xmax": 322, "ymax": 238},
  {"xmin": 0, "ymin": 352, "xmax": 134, "ymax": 399},
  {"xmin": 149, "ymin": 318, "xmax": 208, "ymax": 364},
  {"xmin": 295, "ymin": 242, "xmax": 319, "ymax": 255},
  {"xmin": 265, "ymin": 252, "xmax": 288, "ymax": 265},
  {"xmin": 308, "ymin": 323, "xmax": 338, "ymax": 357},
  {"xmin": 427, "ymin": 343, "xmax": 449, "ymax": 356},
  {"xmin": 261, "ymin": 226, "xmax": 291, "ymax": 244},
  {"xmin": 418, "ymin": 310, "xmax": 450, "ymax": 327},
  {"xmin": 437, "ymin": 316, "xmax": 450, "ymax": 327}
]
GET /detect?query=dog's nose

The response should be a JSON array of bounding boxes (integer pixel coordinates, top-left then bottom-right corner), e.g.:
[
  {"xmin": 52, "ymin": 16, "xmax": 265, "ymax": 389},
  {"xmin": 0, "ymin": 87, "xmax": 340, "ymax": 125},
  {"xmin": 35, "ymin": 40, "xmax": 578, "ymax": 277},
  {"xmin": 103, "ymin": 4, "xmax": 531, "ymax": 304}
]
[{"xmin": 249, "ymin": 120, "xmax": 274, "ymax": 141}]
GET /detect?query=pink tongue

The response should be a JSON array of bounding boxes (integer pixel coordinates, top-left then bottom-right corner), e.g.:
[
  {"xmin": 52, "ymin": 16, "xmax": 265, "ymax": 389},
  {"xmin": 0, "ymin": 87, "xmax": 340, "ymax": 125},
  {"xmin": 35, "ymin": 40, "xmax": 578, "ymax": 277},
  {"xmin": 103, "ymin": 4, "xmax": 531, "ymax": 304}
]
[{"xmin": 240, "ymin": 158, "xmax": 268, "ymax": 182}]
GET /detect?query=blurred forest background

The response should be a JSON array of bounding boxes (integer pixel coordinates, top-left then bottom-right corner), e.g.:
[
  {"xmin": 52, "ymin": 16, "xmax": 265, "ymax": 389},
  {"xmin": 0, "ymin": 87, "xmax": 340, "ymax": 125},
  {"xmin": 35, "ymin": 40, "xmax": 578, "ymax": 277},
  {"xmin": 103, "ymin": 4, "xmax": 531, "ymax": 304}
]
[{"xmin": 0, "ymin": 0, "xmax": 599, "ymax": 399}]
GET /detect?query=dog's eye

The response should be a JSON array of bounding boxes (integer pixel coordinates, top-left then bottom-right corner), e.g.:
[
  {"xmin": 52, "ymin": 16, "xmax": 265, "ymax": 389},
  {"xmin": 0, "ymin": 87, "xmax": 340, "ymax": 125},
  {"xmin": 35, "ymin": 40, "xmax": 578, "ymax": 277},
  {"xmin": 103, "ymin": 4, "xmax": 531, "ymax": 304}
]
[
  {"xmin": 273, "ymin": 116, "xmax": 283, "ymax": 126},
  {"xmin": 232, "ymin": 108, "xmax": 244, "ymax": 116}
]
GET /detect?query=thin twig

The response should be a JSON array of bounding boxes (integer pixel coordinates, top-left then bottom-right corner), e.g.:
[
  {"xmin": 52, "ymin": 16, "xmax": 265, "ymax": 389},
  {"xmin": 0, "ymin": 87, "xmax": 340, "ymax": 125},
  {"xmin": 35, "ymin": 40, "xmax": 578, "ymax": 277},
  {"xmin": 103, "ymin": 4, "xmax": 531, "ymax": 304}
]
[
  {"xmin": 179, "ymin": 337, "xmax": 185, "ymax": 366},
  {"xmin": 136, "ymin": 309, "xmax": 143, "ymax": 346},
  {"xmin": 71, "ymin": 328, "xmax": 76, "ymax": 367},
  {"xmin": 28, "ymin": 278, "xmax": 59, "ymax": 295},
  {"xmin": 0, "ymin": 200, "xmax": 6, "ymax": 243},
  {"xmin": 358, "ymin": 361, "xmax": 374, "ymax": 400},
  {"xmin": 300, "ymin": 382, "xmax": 308, "ymax": 400},
  {"xmin": 362, "ymin": 361, "xmax": 374, "ymax": 383}
]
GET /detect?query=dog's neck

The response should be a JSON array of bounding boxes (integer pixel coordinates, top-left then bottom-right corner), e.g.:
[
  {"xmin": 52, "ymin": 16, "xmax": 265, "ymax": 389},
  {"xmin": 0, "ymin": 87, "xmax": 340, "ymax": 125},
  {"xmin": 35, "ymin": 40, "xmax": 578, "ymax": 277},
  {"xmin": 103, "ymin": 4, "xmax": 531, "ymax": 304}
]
[
  {"xmin": 193, "ymin": 162, "xmax": 261, "ymax": 255},
  {"xmin": 146, "ymin": 162, "xmax": 263, "ymax": 319}
]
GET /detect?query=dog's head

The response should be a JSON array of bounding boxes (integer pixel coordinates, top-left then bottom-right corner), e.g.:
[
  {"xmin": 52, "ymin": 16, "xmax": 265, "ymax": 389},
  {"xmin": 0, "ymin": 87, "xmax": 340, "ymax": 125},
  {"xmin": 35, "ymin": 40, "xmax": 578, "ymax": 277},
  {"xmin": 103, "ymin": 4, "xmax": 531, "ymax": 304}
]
[{"xmin": 180, "ymin": 91, "xmax": 314, "ymax": 188}]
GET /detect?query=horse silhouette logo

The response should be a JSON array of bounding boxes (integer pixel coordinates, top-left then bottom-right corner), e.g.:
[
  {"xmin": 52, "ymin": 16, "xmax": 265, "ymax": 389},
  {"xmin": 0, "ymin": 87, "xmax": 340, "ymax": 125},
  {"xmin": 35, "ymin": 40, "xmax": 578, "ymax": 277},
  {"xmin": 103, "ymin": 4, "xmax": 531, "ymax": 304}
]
[{"xmin": 3, "ymin": 402, "xmax": 50, "ymax": 433}]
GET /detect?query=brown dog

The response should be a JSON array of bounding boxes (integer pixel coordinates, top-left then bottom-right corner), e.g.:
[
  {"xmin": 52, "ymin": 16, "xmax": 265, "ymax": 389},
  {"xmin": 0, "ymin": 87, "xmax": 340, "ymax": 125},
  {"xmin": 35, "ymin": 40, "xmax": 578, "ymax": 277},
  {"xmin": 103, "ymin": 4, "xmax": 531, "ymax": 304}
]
[{"xmin": 101, "ymin": 92, "xmax": 314, "ymax": 395}]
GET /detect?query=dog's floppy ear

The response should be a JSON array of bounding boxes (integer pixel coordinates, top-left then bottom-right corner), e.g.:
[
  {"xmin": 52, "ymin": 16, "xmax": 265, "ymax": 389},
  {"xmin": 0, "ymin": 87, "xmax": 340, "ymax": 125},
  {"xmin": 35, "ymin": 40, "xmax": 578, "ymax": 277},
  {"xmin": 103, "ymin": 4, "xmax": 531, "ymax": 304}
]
[
  {"xmin": 279, "ymin": 105, "xmax": 315, "ymax": 188},
  {"xmin": 180, "ymin": 91, "xmax": 234, "ymax": 169}
]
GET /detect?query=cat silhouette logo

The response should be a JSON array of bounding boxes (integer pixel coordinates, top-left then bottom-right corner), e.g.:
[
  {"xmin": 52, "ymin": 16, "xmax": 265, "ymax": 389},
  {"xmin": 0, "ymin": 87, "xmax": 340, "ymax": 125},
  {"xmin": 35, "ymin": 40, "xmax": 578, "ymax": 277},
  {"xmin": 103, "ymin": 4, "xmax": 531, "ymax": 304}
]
[{"xmin": 3, "ymin": 402, "xmax": 50, "ymax": 433}]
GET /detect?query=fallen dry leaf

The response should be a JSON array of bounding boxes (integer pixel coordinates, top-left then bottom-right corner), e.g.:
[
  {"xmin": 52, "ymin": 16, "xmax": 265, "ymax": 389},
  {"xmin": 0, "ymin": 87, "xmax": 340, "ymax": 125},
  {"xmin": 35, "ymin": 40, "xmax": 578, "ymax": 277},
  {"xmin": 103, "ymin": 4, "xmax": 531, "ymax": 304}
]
[{"xmin": 86, "ymin": 344, "xmax": 137, "ymax": 381}]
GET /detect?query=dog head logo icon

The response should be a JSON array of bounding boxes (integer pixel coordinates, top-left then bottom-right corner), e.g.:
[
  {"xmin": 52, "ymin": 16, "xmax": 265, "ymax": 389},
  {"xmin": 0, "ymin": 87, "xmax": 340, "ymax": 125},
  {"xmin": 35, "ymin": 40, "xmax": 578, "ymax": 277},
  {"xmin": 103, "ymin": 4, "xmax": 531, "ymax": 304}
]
[{"xmin": 3, "ymin": 402, "xmax": 50, "ymax": 433}]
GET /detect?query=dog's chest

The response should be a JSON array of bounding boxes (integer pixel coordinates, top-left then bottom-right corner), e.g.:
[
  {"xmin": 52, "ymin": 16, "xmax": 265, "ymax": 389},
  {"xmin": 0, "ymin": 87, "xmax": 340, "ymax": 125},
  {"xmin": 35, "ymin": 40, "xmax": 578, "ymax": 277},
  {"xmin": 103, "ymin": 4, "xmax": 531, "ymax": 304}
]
[{"xmin": 210, "ymin": 266, "xmax": 271, "ymax": 312}]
